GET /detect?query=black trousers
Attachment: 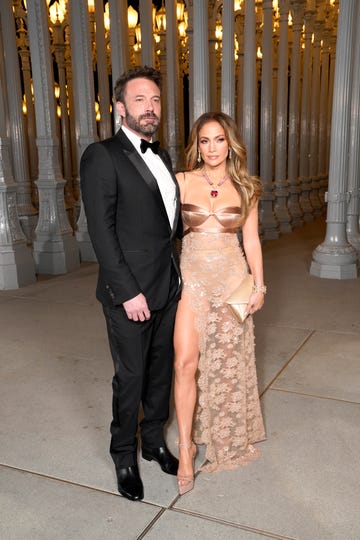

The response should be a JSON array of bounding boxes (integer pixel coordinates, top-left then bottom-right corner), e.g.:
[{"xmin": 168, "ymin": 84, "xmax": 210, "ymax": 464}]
[{"xmin": 103, "ymin": 272, "xmax": 180, "ymax": 469}]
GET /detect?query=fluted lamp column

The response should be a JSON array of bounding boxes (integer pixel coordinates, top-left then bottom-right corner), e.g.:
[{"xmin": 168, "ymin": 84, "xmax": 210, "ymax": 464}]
[
  {"xmin": 109, "ymin": 0, "xmax": 130, "ymax": 117},
  {"xmin": 310, "ymin": 0, "xmax": 358, "ymax": 279},
  {"xmin": 154, "ymin": 4, "xmax": 168, "ymax": 146},
  {"xmin": 299, "ymin": 1, "xmax": 315, "ymax": 221},
  {"xmin": 94, "ymin": 0, "xmax": 112, "ymax": 141},
  {"xmin": 235, "ymin": 10, "xmax": 245, "ymax": 135},
  {"xmin": 1, "ymin": 0, "xmax": 38, "ymax": 243},
  {"xmin": 215, "ymin": 19, "xmax": 223, "ymax": 113},
  {"xmin": 346, "ymin": 0, "xmax": 360, "ymax": 254},
  {"xmin": 287, "ymin": 0, "xmax": 305, "ymax": 227},
  {"xmin": 165, "ymin": 0, "xmax": 183, "ymax": 170},
  {"xmin": 274, "ymin": 0, "xmax": 292, "ymax": 232},
  {"xmin": 64, "ymin": 26, "xmax": 79, "ymax": 203},
  {"xmin": 191, "ymin": 0, "xmax": 210, "ymax": 124},
  {"xmin": 317, "ymin": 6, "xmax": 331, "ymax": 204},
  {"xmin": 326, "ymin": 15, "xmax": 337, "ymax": 174},
  {"xmin": 50, "ymin": 5, "xmax": 75, "ymax": 221},
  {"xmin": 69, "ymin": 0, "xmax": 98, "ymax": 262},
  {"xmin": 242, "ymin": 0, "xmax": 257, "ymax": 174},
  {"xmin": 0, "ymin": 145, "xmax": 36, "ymax": 289},
  {"xmin": 140, "ymin": 0, "xmax": 155, "ymax": 67},
  {"xmin": 308, "ymin": 6, "xmax": 324, "ymax": 216},
  {"xmin": 209, "ymin": 13, "xmax": 219, "ymax": 113},
  {"xmin": 27, "ymin": 0, "xmax": 80, "ymax": 274},
  {"xmin": 259, "ymin": 0, "xmax": 279, "ymax": 239},
  {"xmin": 109, "ymin": 0, "xmax": 130, "ymax": 131},
  {"xmin": 0, "ymin": 19, "xmax": 36, "ymax": 289},
  {"xmin": 16, "ymin": 17, "xmax": 38, "ymax": 199},
  {"xmin": 221, "ymin": 0, "xmax": 235, "ymax": 118}
]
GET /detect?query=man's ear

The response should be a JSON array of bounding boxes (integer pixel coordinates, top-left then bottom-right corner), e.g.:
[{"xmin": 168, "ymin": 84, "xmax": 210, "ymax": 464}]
[{"xmin": 116, "ymin": 101, "xmax": 125, "ymax": 117}]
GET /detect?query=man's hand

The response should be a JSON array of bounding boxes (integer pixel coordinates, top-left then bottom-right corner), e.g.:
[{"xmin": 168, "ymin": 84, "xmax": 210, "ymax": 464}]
[{"xmin": 123, "ymin": 293, "xmax": 151, "ymax": 322}]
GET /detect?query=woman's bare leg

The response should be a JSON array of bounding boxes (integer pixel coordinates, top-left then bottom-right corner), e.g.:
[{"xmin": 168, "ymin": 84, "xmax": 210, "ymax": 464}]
[{"xmin": 174, "ymin": 290, "xmax": 199, "ymax": 488}]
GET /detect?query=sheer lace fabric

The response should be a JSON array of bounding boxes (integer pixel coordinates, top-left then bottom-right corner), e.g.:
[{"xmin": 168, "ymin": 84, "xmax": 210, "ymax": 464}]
[{"xmin": 180, "ymin": 207, "xmax": 266, "ymax": 473}]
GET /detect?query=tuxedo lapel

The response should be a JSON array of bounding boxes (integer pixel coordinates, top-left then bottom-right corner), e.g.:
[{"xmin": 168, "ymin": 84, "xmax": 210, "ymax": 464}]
[
  {"xmin": 116, "ymin": 130, "xmax": 168, "ymax": 219},
  {"xmin": 116, "ymin": 130, "xmax": 179, "ymax": 234},
  {"xmin": 124, "ymin": 147, "xmax": 164, "ymax": 198}
]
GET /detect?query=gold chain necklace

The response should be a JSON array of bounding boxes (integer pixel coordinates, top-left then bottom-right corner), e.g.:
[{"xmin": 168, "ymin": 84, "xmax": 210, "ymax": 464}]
[{"xmin": 202, "ymin": 169, "xmax": 228, "ymax": 198}]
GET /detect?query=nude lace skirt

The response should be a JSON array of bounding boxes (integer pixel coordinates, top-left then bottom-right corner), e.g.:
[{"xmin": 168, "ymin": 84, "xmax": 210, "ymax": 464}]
[{"xmin": 180, "ymin": 231, "xmax": 266, "ymax": 472}]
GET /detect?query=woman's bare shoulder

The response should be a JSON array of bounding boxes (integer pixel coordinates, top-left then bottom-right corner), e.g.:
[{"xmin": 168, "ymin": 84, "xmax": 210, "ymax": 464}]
[
  {"xmin": 175, "ymin": 169, "xmax": 202, "ymax": 183},
  {"xmin": 175, "ymin": 171, "xmax": 185, "ymax": 183}
]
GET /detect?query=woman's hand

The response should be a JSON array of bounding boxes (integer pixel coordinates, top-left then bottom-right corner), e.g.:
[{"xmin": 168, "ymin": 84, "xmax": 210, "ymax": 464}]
[{"xmin": 245, "ymin": 291, "xmax": 265, "ymax": 317}]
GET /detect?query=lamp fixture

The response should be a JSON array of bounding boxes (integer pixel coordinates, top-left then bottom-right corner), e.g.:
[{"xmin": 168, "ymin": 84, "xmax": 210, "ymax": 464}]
[
  {"xmin": 155, "ymin": 3, "xmax": 166, "ymax": 32},
  {"xmin": 127, "ymin": 6, "xmax": 138, "ymax": 30},
  {"xmin": 49, "ymin": 0, "xmax": 66, "ymax": 24},
  {"xmin": 176, "ymin": 1, "xmax": 185, "ymax": 22}
]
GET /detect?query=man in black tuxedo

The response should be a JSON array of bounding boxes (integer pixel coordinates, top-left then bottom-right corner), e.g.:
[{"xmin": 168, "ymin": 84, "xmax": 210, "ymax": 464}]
[{"xmin": 80, "ymin": 66, "xmax": 181, "ymax": 501}]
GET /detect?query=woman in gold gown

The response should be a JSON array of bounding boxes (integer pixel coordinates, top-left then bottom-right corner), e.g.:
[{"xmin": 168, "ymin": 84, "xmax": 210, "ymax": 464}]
[{"xmin": 174, "ymin": 112, "xmax": 266, "ymax": 495}]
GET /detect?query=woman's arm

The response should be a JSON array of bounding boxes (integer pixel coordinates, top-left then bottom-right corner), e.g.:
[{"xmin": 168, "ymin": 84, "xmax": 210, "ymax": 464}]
[{"xmin": 242, "ymin": 201, "xmax": 266, "ymax": 315}]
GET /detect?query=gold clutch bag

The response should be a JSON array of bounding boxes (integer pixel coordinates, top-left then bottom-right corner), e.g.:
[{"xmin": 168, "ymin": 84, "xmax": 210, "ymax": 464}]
[{"xmin": 226, "ymin": 274, "xmax": 254, "ymax": 322}]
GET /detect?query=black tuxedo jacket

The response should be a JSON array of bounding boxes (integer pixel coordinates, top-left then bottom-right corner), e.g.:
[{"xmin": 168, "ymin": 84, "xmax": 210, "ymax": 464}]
[{"xmin": 80, "ymin": 129, "xmax": 182, "ymax": 310}]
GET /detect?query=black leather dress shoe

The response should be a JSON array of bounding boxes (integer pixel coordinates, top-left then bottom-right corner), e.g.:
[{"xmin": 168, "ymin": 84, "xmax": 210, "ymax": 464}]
[
  {"xmin": 116, "ymin": 465, "xmax": 144, "ymax": 501},
  {"xmin": 142, "ymin": 445, "xmax": 179, "ymax": 476}
]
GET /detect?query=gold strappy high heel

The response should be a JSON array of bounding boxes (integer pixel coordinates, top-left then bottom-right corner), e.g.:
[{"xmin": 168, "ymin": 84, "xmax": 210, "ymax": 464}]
[{"xmin": 177, "ymin": 441, "xmax": 196, "ymax": 495}]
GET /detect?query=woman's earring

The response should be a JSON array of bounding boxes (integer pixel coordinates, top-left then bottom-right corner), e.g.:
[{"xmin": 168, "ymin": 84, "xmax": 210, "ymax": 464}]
[
  {"xmin": 197, "ymin": 150, "xmax": 202, "ymax": 163},
  {"xmin": 228, "ymin": 148, "xmax": 232, "ymax": 160}
]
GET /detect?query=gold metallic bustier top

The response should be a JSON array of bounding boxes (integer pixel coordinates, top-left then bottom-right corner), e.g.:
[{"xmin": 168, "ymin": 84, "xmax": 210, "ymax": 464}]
[{"xmin": 181, "ymin": 203, "xmax": 243, "ymax": 235}]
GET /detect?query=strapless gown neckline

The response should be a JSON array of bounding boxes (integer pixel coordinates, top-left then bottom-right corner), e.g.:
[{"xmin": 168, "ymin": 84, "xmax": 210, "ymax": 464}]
[{"xmin": 181, "ymin": 202, "xmax": 243, "ymax": 234}]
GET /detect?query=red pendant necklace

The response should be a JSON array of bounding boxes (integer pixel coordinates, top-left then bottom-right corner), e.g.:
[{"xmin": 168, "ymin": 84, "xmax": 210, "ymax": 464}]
[{"xmin": 202, "ymin": 168, "xmax": 228, "ymax": 197}]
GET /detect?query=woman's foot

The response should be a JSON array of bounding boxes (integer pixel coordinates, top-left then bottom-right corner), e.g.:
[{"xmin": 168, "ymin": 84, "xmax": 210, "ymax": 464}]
[{"xmin": 177, "ymin": 441, "xmax": 196, "ymax": 495}]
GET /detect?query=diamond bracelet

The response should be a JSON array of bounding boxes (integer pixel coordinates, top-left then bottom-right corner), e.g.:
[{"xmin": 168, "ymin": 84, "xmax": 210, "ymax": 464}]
[{"xmin": 252, "ymin": 284, "xmax": 267, "ymax": 294}]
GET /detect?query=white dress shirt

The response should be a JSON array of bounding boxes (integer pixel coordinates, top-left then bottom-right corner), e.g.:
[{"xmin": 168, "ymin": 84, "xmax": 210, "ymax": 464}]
[{"xmin": 121, "ymin": 126, "xmax": 176, "ymax": 229}]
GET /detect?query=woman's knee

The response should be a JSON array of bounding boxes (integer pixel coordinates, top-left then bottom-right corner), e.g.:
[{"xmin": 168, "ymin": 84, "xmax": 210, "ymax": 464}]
[{"xmin": 174, "ymin": 351, "xmax": 198, "ymax": 377}]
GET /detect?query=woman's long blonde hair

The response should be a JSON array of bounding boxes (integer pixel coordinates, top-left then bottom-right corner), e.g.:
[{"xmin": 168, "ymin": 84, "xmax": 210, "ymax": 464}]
[{"xmin": 185, "ymin": 112, "xmax": 263, "ymax": 220}]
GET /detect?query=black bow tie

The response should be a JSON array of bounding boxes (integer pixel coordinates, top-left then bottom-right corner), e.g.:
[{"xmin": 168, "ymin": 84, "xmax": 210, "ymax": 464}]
[{"xmin": 140, "ymin": 139, "xmax": 160, "ymax": 154}]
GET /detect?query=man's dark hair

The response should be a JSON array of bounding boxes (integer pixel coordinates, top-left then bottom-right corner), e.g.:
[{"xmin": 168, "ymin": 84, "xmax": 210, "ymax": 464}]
[{"xmin": 114, "ymin": 66, "xmax": 161, "ymax": 103}]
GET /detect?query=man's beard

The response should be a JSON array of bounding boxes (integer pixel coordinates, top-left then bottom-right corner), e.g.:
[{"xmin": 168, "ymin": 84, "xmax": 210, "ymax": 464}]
[{"xmin": 124, "ymin": 109, "xmax": 160, "ymax": 137}]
